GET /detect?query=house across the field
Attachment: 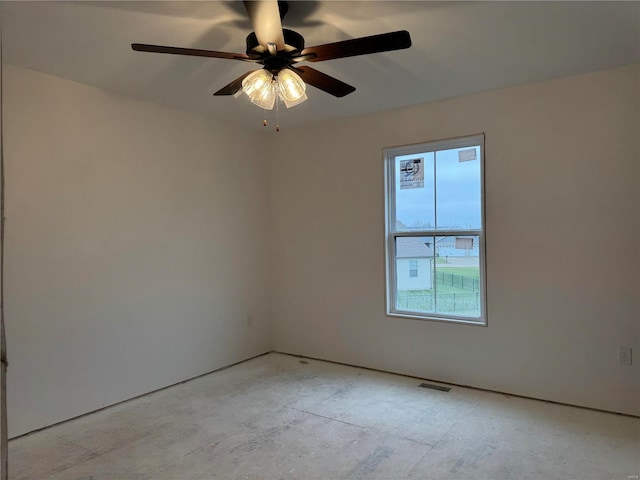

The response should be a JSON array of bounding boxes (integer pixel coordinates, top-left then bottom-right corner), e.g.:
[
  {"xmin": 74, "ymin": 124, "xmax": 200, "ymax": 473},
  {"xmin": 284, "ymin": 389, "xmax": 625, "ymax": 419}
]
[{"xmin": 396, "ymin": 237, "xmax": 434, "ymax": 291}]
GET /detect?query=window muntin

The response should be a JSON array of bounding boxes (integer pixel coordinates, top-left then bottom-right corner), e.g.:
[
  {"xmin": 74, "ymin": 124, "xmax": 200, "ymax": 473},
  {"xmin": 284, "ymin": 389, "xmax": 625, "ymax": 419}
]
[{"xmin": 384, "ymin": 135, "xmax": 486, "ymax": 325}]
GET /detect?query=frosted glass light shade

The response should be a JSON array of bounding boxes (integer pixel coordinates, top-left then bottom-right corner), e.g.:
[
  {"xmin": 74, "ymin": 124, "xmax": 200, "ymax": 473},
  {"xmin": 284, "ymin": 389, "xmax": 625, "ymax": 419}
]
[
  {"xmin": 242, "ymin": 69, "xmax": 272, "ymax": 97},
  {"xmin": 277, "ymin": 69, "xmax": 307, "ymax": 108},
  {"xmin": 281, "ymin": 91, "xmax": 308, "ymax": 108},
  {"xmin": 251, "ymin": 83, "xmax": 276, "ymax": 110},
  {"xmin": 242, "ymin": 69, "xmax": 276, "ymax": 110}
]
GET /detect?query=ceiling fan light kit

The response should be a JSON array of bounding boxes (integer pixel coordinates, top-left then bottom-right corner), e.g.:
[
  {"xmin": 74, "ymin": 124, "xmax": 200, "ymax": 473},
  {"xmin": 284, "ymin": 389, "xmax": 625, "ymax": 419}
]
[
  {"xmin": 132, "ymin": 0, "xmax": 412, "ymax": 129},
  {"xmin": 240, "ymin": 68, "xmax": 307, "ymax": 111}
]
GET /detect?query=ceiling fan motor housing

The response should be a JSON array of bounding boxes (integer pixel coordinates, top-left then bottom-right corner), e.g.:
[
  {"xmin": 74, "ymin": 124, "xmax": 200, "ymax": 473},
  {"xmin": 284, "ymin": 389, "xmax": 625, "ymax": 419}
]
[
  {"xmin": 263, "ymin": 56, "xmax": 290, "ymax": 73},
  {"xmin": 245, "ymin": 29, "xmax": 305, "ymax": 57}
]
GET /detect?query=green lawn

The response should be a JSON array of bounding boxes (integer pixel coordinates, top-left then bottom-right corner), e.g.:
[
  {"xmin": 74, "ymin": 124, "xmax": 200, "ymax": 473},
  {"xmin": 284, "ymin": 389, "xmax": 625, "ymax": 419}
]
[
  {"xmin": 398, "ymin": 266, "xmax": 481, "ymax": 315},
  {"xmin": 433, "ymin": 283, "xmax": 470, "ymax": 294},
  {"xmin": 436, "ymin": 266, "xmax": 480, "ymax": 279},
  {"xmin": 397, "ymin": 288, "xmax": 480, "ymax": 316},
  {"xmin": 404, "ymin": 284, "xmax": 468, "ymax": 295}
]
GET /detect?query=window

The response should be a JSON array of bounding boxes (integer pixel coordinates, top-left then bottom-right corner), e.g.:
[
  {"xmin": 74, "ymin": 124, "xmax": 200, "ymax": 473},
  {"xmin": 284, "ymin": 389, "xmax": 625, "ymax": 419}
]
[
  {"xmin": 409, "ymin": 260, "xmax": 418, "ymax": 278},
  {"xmin": 384, "ymin": 134, "xmax": 486, "ymax": 325}
]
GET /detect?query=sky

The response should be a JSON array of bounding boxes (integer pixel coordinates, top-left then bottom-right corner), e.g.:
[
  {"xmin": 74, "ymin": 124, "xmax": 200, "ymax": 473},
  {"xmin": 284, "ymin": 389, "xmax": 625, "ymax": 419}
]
[{"xmin": 394, "ymin": 145, "xmax": 481, "ymax": 230}]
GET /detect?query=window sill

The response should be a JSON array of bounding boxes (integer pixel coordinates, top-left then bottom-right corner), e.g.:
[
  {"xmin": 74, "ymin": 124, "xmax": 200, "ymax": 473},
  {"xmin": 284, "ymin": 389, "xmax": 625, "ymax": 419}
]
[{"xmin": 386, "ymin": 311, "xmax": 487, "ymax": 327}]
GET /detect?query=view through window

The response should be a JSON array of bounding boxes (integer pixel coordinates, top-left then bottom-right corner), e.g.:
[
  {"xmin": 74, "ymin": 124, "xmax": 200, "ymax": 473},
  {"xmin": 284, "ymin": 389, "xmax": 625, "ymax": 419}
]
[{"xmin": 384, "ymin": 134, "xmax": 486, "ymax": 324}]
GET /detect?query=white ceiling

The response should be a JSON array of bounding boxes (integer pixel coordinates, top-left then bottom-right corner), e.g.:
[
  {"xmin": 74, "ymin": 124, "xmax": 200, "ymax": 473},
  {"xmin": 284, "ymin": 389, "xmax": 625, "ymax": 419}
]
[{"xmin": 2, "ymin": 1, "xmax": 639, "ymax": 130}]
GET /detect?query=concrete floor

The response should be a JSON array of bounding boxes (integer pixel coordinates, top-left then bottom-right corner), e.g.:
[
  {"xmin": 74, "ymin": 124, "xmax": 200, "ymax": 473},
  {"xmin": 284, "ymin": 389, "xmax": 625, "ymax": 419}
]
[{"xmin": 9, "ymin": 353, "xmax": 640, "ymax": 480}]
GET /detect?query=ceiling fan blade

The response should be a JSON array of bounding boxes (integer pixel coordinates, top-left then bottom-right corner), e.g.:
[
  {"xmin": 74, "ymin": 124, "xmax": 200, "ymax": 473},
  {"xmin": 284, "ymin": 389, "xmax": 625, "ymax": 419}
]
[
  {"xmin": 132, "ymin": 43, "xmax": 251, "ymax": 61},
  {"xmin": 243, "ymin": 1, "xmax": 285, "ymax": 51},
  {"xmin": 298, "ymin": 30, "xmax": 411, "ymax": 62},
  {"xmin": 293, "ymin": 66, "xmax": 355, "ymax": 98},
  {"xmin": 213, "ymin": 71, "xmax": 254, "ymax": 96}
]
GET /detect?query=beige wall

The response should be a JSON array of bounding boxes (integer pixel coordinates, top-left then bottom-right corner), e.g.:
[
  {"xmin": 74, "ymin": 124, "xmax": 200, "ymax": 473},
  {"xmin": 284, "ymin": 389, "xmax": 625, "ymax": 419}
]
[
  {"xmin": 268, "ymin": 65, "xmax": 640, "ymax": 416},
  {"xmin": 3, "ymin": 63, "xmax": 639, "ymax": 439},
  {"xmin": 3, "ymin": 65, "xmax": 272, "ymax": 437}
]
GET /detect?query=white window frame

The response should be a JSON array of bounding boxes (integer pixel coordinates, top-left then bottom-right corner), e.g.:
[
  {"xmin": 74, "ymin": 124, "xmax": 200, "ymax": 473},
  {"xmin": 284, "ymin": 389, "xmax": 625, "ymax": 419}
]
[{"xmin": 384, "ymin": 134, "xmax": 487, "ymax": 326}]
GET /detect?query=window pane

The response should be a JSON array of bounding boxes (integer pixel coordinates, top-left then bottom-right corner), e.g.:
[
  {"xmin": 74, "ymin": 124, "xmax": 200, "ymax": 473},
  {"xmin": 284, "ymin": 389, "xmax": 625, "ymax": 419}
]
[
  {"xmin": 394, "ymin": 152, "xmax": 435, "ymax": 231},
  {"xmin": 435, "ymin": 236, "xmax": 480, "ymax": 317},
  {"xmin": 435, "ymin": 146, "xmax": 481, "ymax": 230},
  {"xmin": 395, "ymin": 236, "xmax": 434, "ymax": 312}
]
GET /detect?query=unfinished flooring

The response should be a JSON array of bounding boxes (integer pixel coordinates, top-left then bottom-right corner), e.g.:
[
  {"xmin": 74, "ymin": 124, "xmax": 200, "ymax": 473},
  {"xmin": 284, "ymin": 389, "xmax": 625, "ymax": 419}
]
[{"xmin": 9, "ymin": 353, "xmax": 640, "ymax": 479}]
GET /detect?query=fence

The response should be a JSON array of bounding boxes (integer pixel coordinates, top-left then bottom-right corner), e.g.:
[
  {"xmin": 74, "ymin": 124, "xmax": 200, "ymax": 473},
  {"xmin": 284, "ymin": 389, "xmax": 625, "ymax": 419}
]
[
  {"xmin": 435, "ymin": 271, "xmax": 480, "ymax": 292},
  {"xmin": 396, "ymin": 292, "xmax": 480, "ymax": 315}
]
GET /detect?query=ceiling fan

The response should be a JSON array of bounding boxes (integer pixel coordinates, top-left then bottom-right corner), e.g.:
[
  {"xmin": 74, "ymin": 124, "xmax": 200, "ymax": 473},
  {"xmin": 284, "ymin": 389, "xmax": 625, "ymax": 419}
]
[{"xmin": 132, "ymin": 1, "xmax": 411, "ymax": 111}]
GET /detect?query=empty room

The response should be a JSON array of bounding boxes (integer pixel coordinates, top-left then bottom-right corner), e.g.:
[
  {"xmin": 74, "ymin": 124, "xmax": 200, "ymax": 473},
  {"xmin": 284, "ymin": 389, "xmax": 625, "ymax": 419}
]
[{"xmin": 0, "ymin": 1, "xmax": 639, "ymax": 479}]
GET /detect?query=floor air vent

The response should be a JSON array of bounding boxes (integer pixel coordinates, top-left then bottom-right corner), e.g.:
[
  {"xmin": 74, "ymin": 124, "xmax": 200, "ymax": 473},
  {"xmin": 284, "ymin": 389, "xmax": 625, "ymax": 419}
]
[{"xmin": 419, "ymin": 382, "xmax": 451, "ymax": 392}]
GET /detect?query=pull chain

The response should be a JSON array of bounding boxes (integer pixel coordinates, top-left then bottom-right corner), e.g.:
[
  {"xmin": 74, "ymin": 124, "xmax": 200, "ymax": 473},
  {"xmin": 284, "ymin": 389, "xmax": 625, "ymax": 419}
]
[
  {"xmin": 276, "ymin": 95, "xmax": 280, "ymax": 132},
  {"xmin": 263, "ymin": 109, "xmax": 267, "ymax": 127}
]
